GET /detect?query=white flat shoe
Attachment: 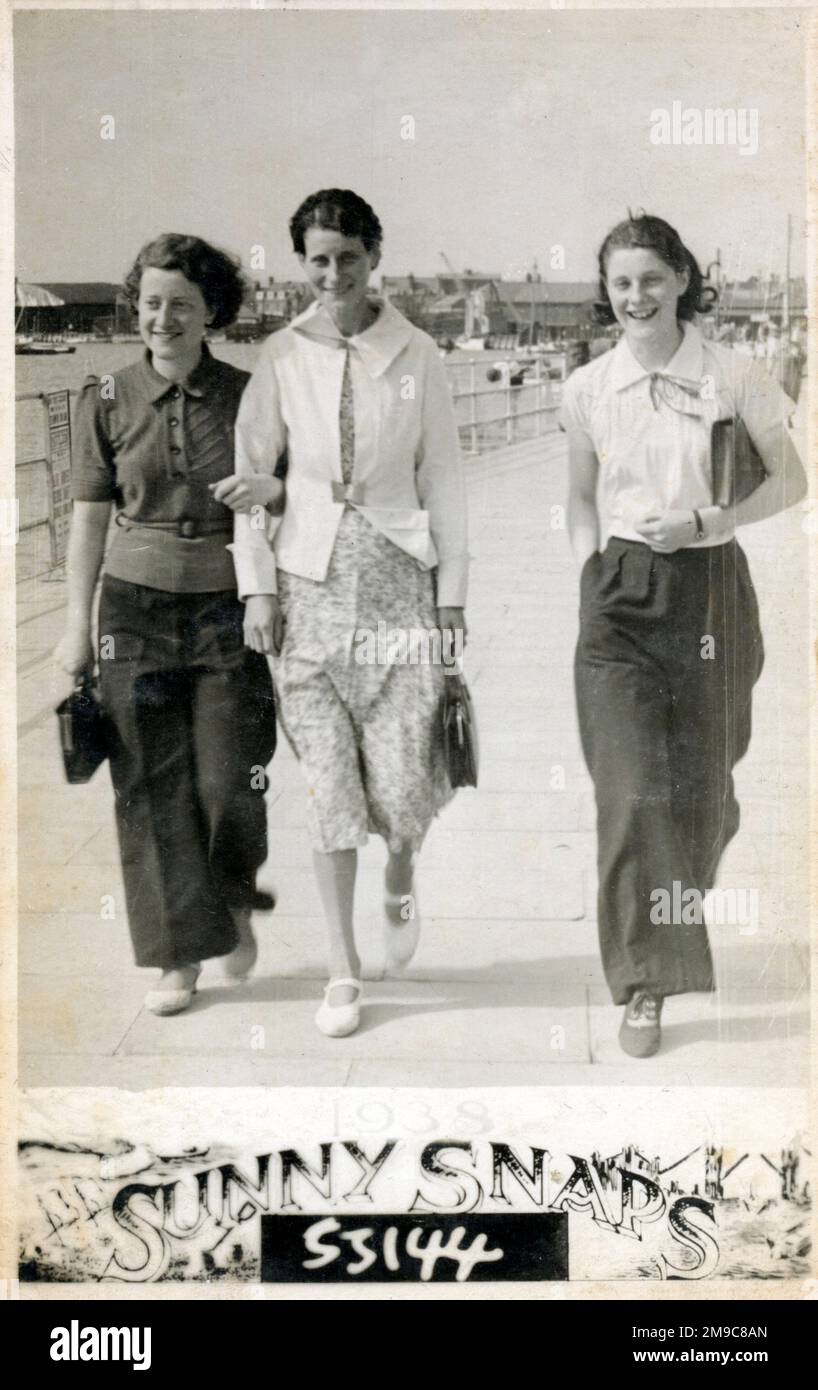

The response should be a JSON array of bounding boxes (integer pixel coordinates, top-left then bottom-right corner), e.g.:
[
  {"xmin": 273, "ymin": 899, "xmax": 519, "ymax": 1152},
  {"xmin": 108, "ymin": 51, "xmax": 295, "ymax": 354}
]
[
  {"xmin": 384, "ymin": 880, "xmax": 420, "ymax": 972},
  {"xmin": 144, "ymin": 964, "xmax": 201, "ymax": 1016},
  {"xmin": 315, "ymin": 978, "xmax": 362, "ymax": 1037}
]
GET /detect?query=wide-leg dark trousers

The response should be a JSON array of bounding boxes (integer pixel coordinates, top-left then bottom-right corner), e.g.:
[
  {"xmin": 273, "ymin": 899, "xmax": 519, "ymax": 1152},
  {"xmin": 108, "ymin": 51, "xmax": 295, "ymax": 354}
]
[
  {"xmin": 99, "ymin": 576, "xmax": 277, "ymax": 970},
  {"xmin": 575, "ymin": 538, "xmax": 763, "ymax": 1005}
]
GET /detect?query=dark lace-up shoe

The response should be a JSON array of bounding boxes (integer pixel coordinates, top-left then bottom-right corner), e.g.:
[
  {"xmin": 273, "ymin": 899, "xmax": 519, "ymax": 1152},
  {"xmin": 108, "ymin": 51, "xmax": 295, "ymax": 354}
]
[{"xmin": 619, "ymin": 989, "xmax": 664, "ymax": 1058}]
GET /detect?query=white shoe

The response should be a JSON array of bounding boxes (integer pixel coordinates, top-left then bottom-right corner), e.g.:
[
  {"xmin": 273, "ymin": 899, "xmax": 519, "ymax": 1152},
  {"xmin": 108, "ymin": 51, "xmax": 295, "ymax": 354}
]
[
  {"xmin": 222, "ymin": 908, "xmax": 258, "ymax": 981},
  {"xmin": 315, "ymin": 978, "xmax": 362, "ymax": 1037},
  {"xmin": 144, "ymin": 964, "xmax": 201, "ymax": 1016},
  {"xmin": 384, "ymin": 881, "xmax": 420, "ymax": 972}
]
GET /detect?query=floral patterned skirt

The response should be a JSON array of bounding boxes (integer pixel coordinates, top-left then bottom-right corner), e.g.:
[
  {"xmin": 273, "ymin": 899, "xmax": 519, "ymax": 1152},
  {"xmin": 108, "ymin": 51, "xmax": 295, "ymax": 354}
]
[{"xmin": 273, "ymin": 507, "xmax": 454, "ymax": 853}]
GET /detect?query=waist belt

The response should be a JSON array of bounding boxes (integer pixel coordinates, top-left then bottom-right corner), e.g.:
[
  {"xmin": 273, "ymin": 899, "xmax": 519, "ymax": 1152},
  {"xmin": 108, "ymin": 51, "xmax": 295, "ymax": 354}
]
[
  {"xmin": 115, "ymin": 514, "xmax": 233, "ymax": 540},
  {"xmin": 331, "ymin": 481, "xmax": 367, "ymax": 506}
]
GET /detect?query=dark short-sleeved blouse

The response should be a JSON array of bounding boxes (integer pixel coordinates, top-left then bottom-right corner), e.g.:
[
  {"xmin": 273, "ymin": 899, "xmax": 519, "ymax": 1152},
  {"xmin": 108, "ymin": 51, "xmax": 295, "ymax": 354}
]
[{"xmin": 71, "ymin": 344, "xmax": 249, "ymax": 592}]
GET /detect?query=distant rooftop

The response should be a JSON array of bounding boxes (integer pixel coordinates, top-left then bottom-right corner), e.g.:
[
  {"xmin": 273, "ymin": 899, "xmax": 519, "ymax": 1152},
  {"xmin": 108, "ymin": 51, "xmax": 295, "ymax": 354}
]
[
  {"xmin": 383, "ymin": 274, "xmax": 599, "ymax": 308},
  {"xmin": 500, "ymin": 281, "xmax": 597, "ymax": 305},
  {"xmin": 39, "ymin": 282, "xmax": 124, "ymax": 305}
]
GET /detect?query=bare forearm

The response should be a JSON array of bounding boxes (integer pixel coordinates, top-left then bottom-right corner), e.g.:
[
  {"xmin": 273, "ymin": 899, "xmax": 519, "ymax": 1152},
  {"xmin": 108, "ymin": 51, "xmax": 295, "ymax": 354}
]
[
  {"xmin": 734, "ymin": 436, "xmax": 808, "ymax": 527},
  {"xmin": 568, "ymin": 494, "xmax": 600, "ymax": 569},
  {"xmin": 64, "ymin": 502, "xmax": 111, "ymax": 632}
]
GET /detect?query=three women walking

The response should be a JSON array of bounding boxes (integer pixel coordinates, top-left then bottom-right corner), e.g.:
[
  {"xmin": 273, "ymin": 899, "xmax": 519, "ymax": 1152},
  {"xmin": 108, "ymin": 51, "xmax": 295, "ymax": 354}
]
[{"xmin": 55, "ymin": 204, "xmax": 805, "ymax": 1058}]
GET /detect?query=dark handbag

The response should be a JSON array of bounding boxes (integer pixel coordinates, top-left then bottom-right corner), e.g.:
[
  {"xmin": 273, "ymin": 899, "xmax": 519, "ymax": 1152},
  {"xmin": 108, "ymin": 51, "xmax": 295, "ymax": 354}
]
[
  {"xmin": 56, "ymin": 677, "xmax": 111, "ymax": 784},
  {"xmin": 711, "ymin": 417, "xmax": 767, "ymax": 508},
  {"xmin": 441, "ymin": 673, "xmax": 479, "ymax": 789}
]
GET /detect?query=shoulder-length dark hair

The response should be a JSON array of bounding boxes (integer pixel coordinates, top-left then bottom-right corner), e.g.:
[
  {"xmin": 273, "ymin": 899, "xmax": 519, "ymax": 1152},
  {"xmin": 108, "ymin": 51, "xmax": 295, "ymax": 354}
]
[
  {"xmin": 594, "ymin": 213, "xmax": 716, "ymax": 325},
  {"xmin": 289, "ymin": 189, "xmax": 383, "ymax": 256},
  {"xmin": 123, "ymin": 233, "xmax": 246, "ymax": 330}
]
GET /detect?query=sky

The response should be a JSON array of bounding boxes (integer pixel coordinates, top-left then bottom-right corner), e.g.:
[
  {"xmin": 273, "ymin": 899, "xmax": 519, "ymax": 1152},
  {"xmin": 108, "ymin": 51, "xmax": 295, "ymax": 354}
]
[{"xmin": 13, "ymin": 6, "xmax": 808, "ymax": 287}]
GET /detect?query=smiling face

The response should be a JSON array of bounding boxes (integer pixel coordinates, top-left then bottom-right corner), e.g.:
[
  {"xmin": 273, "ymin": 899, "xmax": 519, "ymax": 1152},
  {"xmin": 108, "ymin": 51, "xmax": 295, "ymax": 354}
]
[
  {"xmin": 604, "ymin": 247, "xmax": 689, "ymax": 344},
  {"xmin": 299, "ymin": 226, "xmax": 380, "ymax": 329},
  {"xmin": 138, "ymin": 267, "xmax": 210, "ymax": 371}
]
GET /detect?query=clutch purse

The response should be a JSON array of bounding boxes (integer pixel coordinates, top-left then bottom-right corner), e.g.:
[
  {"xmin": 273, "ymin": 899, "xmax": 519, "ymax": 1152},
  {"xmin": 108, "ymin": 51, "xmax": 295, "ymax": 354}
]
[
  {"xmin": 441, "ymin": 673, "xmax": 479, "ymax": 789},
  {"xmin": 56, "ymin": 677, "xmax": 111, "ymax": 784},
  {"xmin": 711, "ymin": 417, "xmax": 767, "ymax": 508}
]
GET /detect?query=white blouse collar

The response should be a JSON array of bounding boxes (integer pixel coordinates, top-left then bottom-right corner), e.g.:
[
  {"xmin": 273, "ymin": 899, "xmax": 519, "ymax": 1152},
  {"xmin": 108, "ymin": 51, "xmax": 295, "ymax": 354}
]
[
  {"xmin": 611, "ymin": 320, "xmax": 705, "ymax": 393},
  {"xmin": 289, "ymin": 297, "xmax": 415, "ymax": 378}
]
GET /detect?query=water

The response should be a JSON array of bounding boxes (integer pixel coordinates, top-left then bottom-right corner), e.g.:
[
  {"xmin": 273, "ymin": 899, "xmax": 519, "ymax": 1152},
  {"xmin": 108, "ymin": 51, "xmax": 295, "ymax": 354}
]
[{"xmin": 15, "ymin": 340, "xmax": 260, "ymax": 398}]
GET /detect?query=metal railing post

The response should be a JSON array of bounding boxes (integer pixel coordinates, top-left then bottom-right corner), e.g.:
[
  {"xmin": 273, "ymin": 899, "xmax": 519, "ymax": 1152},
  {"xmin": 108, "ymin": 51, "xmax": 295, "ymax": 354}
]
[{"xmin": 445, "ymin": 355, "xmax": 564, "ymax": 456}]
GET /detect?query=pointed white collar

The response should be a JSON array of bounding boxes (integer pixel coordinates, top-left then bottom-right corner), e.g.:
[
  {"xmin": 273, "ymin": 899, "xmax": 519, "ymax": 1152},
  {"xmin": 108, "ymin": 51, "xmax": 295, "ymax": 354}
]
[{"xmin": 289, "ymin": 297, "xmax": 415, "ymax": 377}]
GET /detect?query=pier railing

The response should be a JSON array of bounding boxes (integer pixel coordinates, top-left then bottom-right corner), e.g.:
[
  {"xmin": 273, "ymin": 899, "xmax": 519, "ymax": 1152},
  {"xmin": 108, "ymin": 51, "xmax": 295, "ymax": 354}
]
[
  {"xmin": 15, "ymin": 389, "xmax": 79, "ymax": 583},
  {"xmin": 15, "ymin": 360, "xmax": 564, "ymax": 580},
  {"xmin": 447, "ymin": 354, "xmax": 564, "ymax": 454}
]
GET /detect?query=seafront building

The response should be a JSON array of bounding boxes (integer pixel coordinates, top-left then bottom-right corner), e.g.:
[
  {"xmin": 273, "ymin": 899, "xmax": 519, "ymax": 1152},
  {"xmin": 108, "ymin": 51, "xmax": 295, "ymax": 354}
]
[
  {"xmin": 381, "ymin": 273, "xmax": 598, "ymax": 343},
  {"xmin": 15, "ymin": 281, "xmax": 132, "ymax": 337},
  {"xmin": 14, "ymin": 270, "xmax": 808, "ymax": 346}
]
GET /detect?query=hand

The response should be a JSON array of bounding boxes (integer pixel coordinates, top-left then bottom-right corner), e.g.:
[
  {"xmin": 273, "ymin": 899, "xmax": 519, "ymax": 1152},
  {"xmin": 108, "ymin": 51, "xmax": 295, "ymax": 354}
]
[
  {"xmin": 54, "ymin": 629, "xmax": 94, "ymax": 679},
  {"xmin": 437, "ymin": 606, "xmax": 467, "ymax": 664},
  {"xmin": 54, "ymin": 630, "xmax": 94, "ymax": 701},
  {"xmin": 635, "ymin": 510, "xmax": 697, "ymax": 553},
  {"xmin": 244, "ymin": 594, "xmax": 284, "ymax": 656},
  {"xmin": 210, "ymin": 474, "xmax": 282, "ymax": 514}
]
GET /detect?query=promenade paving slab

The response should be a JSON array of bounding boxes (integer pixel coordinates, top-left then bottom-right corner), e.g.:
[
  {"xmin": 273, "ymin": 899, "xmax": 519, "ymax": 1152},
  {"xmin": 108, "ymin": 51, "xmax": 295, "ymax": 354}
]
[
  {"xmin": 17, "ymin": 427, "xmax": 811, "ymax": 1089},
  {"xmin": 440, "ymin": 790, "xmax": 586, "ymax": 834},
  {"xmin": 20, "ymin": 977, "xmax": 145, "ymax": 1056},
  {"xmin": 118, "ymin": 981, "xmax": 591, "ymax": 1064}
]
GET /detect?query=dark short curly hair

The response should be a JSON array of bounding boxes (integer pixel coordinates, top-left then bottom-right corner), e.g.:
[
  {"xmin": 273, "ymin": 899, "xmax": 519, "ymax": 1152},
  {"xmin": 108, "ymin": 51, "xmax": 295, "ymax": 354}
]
[
  {"xmin": 289, "ymin": 189, "xmax": 383, "ymax": 256},
  {"xmin": 594, "ymin": 213, "xmax": 715, "ymax": 325},
  {"xmin": 123, "ymin": 233, "xmax": 246, "ymax": 330}
]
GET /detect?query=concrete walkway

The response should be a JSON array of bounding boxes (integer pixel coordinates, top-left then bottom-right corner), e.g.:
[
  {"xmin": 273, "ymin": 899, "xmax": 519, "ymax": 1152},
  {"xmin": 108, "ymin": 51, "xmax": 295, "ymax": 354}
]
[{"xmin": 18, "ymin": 426, "xmax": 810, "ymax": 1089}]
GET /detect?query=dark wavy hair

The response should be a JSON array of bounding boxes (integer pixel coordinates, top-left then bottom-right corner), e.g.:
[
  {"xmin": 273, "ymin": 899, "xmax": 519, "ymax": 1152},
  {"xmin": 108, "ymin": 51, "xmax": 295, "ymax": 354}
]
[
  {"xmin": 289, "ymin": 189, "xmax": 383, "ymax": 256},
  {"xmin": 123, "ymin": 233, "xmax": 246, "ymax": 330},
  {"xmin": 594, "ymin": 213, "xmax": 715, "ymax": 325}
]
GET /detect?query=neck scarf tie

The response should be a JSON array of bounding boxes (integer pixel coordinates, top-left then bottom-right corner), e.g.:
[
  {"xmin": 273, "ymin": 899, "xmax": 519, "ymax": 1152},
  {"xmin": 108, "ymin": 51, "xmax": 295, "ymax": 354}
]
[{"xmin": 648, "ymin": 371, "xmax": 704, "ymax": 418}]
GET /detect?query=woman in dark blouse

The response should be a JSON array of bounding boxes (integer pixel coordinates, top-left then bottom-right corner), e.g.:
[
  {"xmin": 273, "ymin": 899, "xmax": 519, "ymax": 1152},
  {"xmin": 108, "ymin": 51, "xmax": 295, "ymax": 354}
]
[{"xmin": 54, "ymin": 234, "xmax": 277, "ymax": 1014}]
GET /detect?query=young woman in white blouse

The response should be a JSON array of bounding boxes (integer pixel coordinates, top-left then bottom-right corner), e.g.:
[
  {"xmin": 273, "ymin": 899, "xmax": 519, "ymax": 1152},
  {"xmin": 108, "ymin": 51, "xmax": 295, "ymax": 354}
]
[
  {"xmin": 560, "ymin": 213, "xmax": 806, "ymax": 1058},
  {"xmin": 221, "ymin": 189, "xmax": 468, "ymax": 1038}
]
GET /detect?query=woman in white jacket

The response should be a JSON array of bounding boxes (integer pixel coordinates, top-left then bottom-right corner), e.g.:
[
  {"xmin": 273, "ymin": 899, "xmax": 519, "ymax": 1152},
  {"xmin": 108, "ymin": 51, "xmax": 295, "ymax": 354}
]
[{"xmin": 219, "ymin": 189, "xmax": 469, "ymax": 1038}]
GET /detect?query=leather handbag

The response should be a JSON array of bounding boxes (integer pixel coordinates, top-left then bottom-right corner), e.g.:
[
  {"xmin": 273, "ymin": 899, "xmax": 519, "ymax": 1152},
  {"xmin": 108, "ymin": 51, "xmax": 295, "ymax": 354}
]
[
  {"xmin": 711, "ymin": 417, "xmax": 767, "ymax": 508},
  {"xmin": 56, "ymin": 677, "xmax": 111, "ymax": 784},
  {"xmin": 441, "ymin": 673, "xmax": 478, "ymax": 789}
]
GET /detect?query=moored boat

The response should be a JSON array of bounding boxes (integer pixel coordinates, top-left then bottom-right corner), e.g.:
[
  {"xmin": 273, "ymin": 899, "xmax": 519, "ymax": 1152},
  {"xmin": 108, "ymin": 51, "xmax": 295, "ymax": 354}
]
[{"xmin": 15, "ymin": 338, "xmax": 76, "ymax": 355}]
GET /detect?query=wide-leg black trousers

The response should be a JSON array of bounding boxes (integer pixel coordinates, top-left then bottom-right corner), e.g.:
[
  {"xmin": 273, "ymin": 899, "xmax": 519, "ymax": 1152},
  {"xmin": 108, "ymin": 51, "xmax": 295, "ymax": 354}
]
[
  {"xmin": 99, "ymin": 576, "xmax": 277, "ymax": 970},
  {"xmin": 574, "ymin": 538, "xmax": 763, "ymax": 1005}
]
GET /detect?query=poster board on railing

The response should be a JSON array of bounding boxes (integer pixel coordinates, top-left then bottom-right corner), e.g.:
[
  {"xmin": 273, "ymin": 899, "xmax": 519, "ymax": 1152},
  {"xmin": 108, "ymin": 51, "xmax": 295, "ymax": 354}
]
[{"xmin": 44, "ymin": 388, "xmax": 71, "ymax": 566}]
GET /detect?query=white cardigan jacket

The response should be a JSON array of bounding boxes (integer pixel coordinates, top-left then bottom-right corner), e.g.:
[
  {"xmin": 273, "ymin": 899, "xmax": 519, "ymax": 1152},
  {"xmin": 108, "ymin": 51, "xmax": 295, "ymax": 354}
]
[{"xmin": 229, "ymin": 299, "xmax": 469, "ymax": 607}]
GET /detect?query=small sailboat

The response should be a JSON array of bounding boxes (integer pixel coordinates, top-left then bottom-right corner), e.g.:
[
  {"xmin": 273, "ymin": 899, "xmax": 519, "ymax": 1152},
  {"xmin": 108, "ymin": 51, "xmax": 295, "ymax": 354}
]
[{"xmin": 16, "ymin": 338, "xmax": 76, "ymax": 355}]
